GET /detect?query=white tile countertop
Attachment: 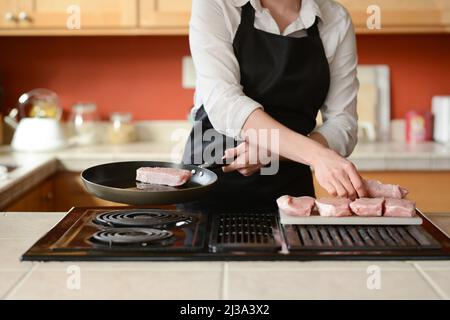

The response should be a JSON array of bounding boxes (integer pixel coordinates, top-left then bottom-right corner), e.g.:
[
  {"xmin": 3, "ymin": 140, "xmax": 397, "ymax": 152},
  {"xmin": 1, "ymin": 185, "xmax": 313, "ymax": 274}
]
[
  {"xmin": 351, "ymin": 141, "xmax": 450, "ymax": 171},
  {"xmin": 0, "ymin": 212, "xmax": 449, "ymax": 300}
]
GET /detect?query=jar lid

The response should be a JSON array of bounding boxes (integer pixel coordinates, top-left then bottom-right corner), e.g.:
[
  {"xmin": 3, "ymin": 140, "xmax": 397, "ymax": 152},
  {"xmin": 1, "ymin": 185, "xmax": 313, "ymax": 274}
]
[
  {"xmin": 72, "ymin": 102, "xmax": 97, "ymax": 113},
  {"xmin": 110, "ymin": 112, "xmax": 133, "ymax": 123}
]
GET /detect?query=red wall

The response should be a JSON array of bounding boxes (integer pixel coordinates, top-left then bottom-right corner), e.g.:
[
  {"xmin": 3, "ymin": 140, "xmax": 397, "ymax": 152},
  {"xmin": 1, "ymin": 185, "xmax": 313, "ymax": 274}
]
[
  {"xmin": 0, "ymin": 36, "xmax": 194, "ymax": 120},
  {"xmin": 0, "ymin": 34, "xmax": 449, "ymax": 120}
]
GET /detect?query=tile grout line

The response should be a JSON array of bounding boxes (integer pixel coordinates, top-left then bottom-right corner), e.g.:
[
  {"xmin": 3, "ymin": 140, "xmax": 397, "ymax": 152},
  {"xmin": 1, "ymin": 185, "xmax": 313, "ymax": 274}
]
[
  {"xmin": 220, "ymin": 262, "xmax": 229, "ymax": 300},
  {"xmin": 2, "ymin": 263, "xmax": 40, "ymax": 300},
  {"xmin": 412, "ymin": 262, "xmax": 449, "ymax": 300}
]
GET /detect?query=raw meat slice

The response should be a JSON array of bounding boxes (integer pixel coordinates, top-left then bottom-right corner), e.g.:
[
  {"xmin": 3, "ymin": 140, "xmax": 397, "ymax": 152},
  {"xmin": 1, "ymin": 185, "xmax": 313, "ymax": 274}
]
[
  {"xmin": 384, "ymin": 198, "xmax": 416, "ymax": 217},
  {"xmin": 315, "ymin": 198, "xmax": 352, "ymax": 217},
  {"xmin": 136, "ymin": 167, "xmax": 192, "ymax": 187},
  {"xmin": 365, "ymin": 180, "xmax": 409, "ymax": 199},
  {"xmin": 349, "ymin": 198, "xmax": 384, "ymax": 217},
  {"xmin": 276, "ymin": 195, "xmax": 315, "ymax": 216}
]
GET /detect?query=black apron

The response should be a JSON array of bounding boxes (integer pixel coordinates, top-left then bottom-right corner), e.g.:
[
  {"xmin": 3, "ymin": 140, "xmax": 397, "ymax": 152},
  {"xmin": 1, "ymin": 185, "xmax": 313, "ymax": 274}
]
[{"xmin": 181, "ymin": 2, "xmax": 330, "ymax": 212}]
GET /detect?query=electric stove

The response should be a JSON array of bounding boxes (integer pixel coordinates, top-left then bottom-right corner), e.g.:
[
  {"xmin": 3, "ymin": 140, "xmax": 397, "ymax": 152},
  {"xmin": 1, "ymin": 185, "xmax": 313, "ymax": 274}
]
[{"xmin": 22, "ymin": 206, "xmax": 450, "ymax": 261}]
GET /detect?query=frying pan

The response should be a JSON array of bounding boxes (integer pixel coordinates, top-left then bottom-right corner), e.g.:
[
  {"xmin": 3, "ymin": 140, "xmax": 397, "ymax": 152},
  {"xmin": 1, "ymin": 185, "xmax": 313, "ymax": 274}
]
[{"xmin": 81, "ymin": 161, "xmax": 218, "ymax": 205}]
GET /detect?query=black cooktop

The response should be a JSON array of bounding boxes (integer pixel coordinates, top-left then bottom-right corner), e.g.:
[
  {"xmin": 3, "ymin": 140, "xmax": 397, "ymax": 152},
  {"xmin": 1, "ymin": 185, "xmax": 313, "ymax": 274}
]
[{"xmin": 22, "ymin": 207, "xmax": 450, "ymax": 261}]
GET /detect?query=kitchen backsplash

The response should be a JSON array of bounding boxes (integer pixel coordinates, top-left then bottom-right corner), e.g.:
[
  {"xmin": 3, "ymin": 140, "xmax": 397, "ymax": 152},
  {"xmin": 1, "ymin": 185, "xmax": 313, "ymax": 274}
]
[{"xmin": 0, "ymin": 34, "xmax": 449, "ymax": 121}]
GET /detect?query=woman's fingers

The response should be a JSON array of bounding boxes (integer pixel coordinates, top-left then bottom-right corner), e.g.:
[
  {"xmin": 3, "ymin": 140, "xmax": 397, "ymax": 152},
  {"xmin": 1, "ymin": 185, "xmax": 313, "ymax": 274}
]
[
  {"xmin": 320, "ymin": 180, "xmax": 337, "ymax": 197},
  {"xmin": 238, "ymin": 164, "xmax": 262, "ymax": 176},
  {"xmin": 330, "ymin": 178, "xmax": 348, "ymax": 198},
  {"xmin": 347, "ymin": 164, "xmax": 368, "ymax": 198},
  {"xmin": 223, "ymin": 141, "xmax": 264, "ymax": 174},
  {"xmin": 222, "ymin": 154, "xmax": 249, "ymax": 173},
  {"xmin": 223, "ymin": 142, "xmax": 246, "ymax": 161},
  {"xmin": 337, "ymin": 172, "xmax": 357, "ymax": 200}
]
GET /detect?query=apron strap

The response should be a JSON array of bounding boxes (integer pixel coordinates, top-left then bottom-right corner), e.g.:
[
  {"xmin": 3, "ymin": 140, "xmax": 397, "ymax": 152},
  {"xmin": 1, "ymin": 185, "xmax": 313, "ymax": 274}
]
[
  {"xmin": 240, "ymin": 2, "xmax": 255, "ymax": 29},
  {"xmin": 306, "ymin": 17, "xmax": 320, "ymax": 37}
]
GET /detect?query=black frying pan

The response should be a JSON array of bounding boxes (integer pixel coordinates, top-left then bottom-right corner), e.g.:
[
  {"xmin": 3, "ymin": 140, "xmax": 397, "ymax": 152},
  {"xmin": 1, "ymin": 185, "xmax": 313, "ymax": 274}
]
[{"xmin": 81, "ymin": 161, "xmax": 218, "ymax": 205}]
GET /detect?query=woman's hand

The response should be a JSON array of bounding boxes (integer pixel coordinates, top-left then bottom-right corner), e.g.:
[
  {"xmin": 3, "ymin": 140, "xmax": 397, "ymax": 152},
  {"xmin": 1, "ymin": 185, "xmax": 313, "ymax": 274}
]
[
  {"xmin": 222, "ymin": 142, "xmax": 264, "ymax": 176},
  {"xmin": 310, "ymin": 147, "xmax": 367, "ymax": 200}
]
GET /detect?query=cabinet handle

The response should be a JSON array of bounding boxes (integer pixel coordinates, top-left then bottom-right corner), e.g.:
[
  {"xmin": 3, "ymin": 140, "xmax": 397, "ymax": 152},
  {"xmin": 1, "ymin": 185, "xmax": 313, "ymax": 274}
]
[
  {"xmin": 4, "ymin": 12, "xmax": 17, "ymax": 22},
  {"xmin": 17, "ymin": 11, "xmax": 31, "ymax": 22}
]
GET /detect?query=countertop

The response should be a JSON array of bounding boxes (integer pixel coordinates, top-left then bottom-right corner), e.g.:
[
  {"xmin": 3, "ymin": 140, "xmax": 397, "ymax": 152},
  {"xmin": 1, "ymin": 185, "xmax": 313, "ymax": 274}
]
[
  {"xmin": 0, "ymin": 211, "xmax": 449, "ymax": 300},
  {"xmin": 0, "ymin": 140, "xmax": 450, "ymax": 209}
]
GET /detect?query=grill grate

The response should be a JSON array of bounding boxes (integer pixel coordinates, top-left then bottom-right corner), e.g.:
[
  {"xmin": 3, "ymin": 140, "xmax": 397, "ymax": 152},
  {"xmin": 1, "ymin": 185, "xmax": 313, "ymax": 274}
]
[
  {"xmin": 209, "ymin": 213, "xmax": 281, "ymax": 252},
  {"xmin": 284, "ymin": 225, "xmax": 441, "ymax": 251}
]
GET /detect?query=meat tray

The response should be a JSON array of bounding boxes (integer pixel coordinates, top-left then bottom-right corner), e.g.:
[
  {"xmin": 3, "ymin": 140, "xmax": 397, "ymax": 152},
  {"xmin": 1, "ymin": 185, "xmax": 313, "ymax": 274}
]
[{"xmin": 279, "ymin": 209, "xmax": 423, "ymax": 225}]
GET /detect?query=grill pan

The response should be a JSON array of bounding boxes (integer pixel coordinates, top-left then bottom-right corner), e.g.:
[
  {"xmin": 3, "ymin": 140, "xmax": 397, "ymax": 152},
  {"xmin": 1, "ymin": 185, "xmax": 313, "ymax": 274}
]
[{"xmin": 81, "ymin": 161, "xmax": 218, "ymax": 205}]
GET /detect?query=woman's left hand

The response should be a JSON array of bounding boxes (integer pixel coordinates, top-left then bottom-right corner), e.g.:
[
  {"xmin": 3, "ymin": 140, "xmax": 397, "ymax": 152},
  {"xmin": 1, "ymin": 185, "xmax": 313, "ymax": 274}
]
[{"xmin": 222, "ymin": 142, "xmax": 264, "ymax": 176}]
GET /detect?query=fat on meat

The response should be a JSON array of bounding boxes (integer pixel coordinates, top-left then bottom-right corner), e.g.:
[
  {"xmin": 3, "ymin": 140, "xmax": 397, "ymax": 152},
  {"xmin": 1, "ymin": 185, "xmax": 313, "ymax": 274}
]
[
  {"xmin": 349, "ymin": 198, "xmax": 384, "ymax": 217},
  {"xmin": 315, "ymin": 198, "xmax": 352, "ymax": 217},
  {"xmin": 277, "ymin": 195, "xmax": 315, "ymax": 216},
  {"xmin": 384, "ymin": 198, "xmax": 416, "ymax": 217},
  {"xmin": 365, "ymin": 180, "xmax": 408, "ymax": 199}
]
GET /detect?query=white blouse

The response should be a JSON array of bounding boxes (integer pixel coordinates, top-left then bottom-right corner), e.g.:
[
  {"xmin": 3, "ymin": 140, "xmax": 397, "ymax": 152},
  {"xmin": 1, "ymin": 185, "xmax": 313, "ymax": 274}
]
[{"xmin": 189, "ymin": 0, "xmax": 359, "ymax": 157}]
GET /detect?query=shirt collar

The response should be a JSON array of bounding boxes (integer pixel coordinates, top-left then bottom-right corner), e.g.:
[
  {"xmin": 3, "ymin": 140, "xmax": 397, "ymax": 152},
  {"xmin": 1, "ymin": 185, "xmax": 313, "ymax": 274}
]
[{"xmin": 231, "ymin": 0, "xmax": 323, "ymax": 24}]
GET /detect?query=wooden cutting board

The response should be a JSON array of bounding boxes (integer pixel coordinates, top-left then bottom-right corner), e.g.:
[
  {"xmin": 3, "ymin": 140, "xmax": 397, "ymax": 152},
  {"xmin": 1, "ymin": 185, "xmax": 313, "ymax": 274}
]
[{"xmin": 279, "ymin": 210, "xmax": 423, "ymax": 225}]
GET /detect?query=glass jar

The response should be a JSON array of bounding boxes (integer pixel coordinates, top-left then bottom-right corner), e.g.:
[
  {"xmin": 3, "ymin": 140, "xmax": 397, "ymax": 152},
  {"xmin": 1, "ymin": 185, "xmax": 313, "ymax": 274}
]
[
  {"xmin": 106, "ymin": 112, "xmax": 136, "ymax": 144},
  {"xmin": 68, "ymin": 102, "xmax": 101, "ymax": 145}
]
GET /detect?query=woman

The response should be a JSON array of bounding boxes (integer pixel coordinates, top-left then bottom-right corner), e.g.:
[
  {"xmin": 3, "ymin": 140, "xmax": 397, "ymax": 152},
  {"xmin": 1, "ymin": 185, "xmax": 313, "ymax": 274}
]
[{"xmin": 182, "ymin": 0, "xmax": 367, "ymax": 212}]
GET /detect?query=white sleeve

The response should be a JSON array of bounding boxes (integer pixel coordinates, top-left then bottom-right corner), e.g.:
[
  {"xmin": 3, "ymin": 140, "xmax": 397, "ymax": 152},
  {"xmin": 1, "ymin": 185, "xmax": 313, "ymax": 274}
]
[
  {"xmin": 313, "ymin": 12, "xmax": 359, "ymax": 157},
  {"xmin": 190, "ymin": 0, "xmax": 262, "ymax": 139}
]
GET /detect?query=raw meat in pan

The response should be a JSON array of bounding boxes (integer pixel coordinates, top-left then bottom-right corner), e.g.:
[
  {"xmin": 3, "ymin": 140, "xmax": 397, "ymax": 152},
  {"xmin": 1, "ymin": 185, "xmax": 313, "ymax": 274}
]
[
  {"xmin": 136, "ymin": 167, "xmax": 192, "ymax": 187},
  {"xmin": 384, "ymin": 198, "xmax": 416, "ymax": 217},
  {"xmin": 349, "ymin": 198, "xmax": 384, "ymax": 217},
  {"xmin": 315, "ymin": 198, "xmax": 352, "ymax": 217},
  {"xmin": 365, "ymin": 179, "xmax": 409, "ymax": 199},
  {"xmin": 276, "ymin": 195, "xmax": 315, "ymax": 216}
]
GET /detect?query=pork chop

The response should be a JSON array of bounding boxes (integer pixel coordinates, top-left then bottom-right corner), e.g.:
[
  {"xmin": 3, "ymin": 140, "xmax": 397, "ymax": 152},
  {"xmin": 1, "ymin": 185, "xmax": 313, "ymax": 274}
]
[
  {"xmin": 384, "ymin": 198, "xmax": 416, "ymax": 217},
  {"xmin": 276, "ymin": 195, "xmax": 315, "ymax": 216},
  {"xmin": 136, "ymin": 167, "xmax": 192, "ymax": 187},
  {"xmin": 365, "ymin": 179, "xmax": 409, "ymax": 199},
  {"xmin": 349, "ymin": 198, "xmax": 384, "ymax": 217},
  {"xmin": 315, "ymin": 198, "xmax": 352, "ymax": 217}
]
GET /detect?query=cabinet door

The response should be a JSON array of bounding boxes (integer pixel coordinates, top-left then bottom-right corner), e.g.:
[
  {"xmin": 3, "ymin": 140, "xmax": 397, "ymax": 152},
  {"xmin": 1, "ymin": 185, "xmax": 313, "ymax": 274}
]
[
  {"xmin": 0, "ymin": 0, "xmax": 19, "ymax": 28},
  {"xmin": 140, "ymin": 0, "xmax": 191, "ymax": 29},
  {"xmin": 53, "ymin": 172, "xmax": 121, "ymax": 212},
  {"xmin": 20, "ymin": 0, "xmax": 137, "ymax": 29},
  {"xmin": 338, "ymin": 0, "xmax": 445, "ymax": 33},
  {"xmin": 6, "ymin": 178, "xmax": 54, "ymax": 212}
]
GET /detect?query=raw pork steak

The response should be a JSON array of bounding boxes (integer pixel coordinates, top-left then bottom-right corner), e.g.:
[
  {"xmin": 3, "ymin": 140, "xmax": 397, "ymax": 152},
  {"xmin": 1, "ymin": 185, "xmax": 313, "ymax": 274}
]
[
  {"xmin": 277, "ymin": 195, "xmax": 315, "ymax": 216},
  {"xmin": 136, "ymin": 167, "xmax": 192, "ymax": 187},
  {"xmin": 315, "ymin": 198, "xmax": 352, "ymax": 217},
  {"xmin": 349, "ymin": 198, "xmax": 384, "ymax": 217},
  {"xmin": 384, "ymin": 198, "xmax": 416, "ymax": 217},
  {"xmin": 365, "ymin": 180, "xmax": 409, "ymax": 199}
]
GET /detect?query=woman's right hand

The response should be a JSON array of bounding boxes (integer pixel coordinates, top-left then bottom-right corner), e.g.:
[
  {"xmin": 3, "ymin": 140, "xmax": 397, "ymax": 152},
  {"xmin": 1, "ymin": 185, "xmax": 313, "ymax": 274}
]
[{"xmin": 309, "ymin": 147, "xmax": 367, "ymax": 200}]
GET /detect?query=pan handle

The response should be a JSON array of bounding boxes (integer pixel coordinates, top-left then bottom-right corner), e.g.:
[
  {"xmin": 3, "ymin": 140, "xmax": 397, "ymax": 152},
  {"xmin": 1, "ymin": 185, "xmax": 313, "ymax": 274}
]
[
  {"xmin": 198, "ymin": 162, "xmax": 222, "ymax": 169},
  {"xmin": 198, "ymin": 157, "xmax": 237, "ymax": 170}
]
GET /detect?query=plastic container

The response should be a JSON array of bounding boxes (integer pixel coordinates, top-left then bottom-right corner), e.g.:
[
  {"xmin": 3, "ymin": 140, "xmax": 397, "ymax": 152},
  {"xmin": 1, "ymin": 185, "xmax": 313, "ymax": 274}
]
[
  {"xmin": 405, "ymin": 111, "xmax": 433, "ymax": 143},
  {"xmin": 106, "ymin": 112, "xmax": 136, "ymax": 144},
  {"xmin": 68, "ymin": 102, "xmax": 101, "ymax": 145}
]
